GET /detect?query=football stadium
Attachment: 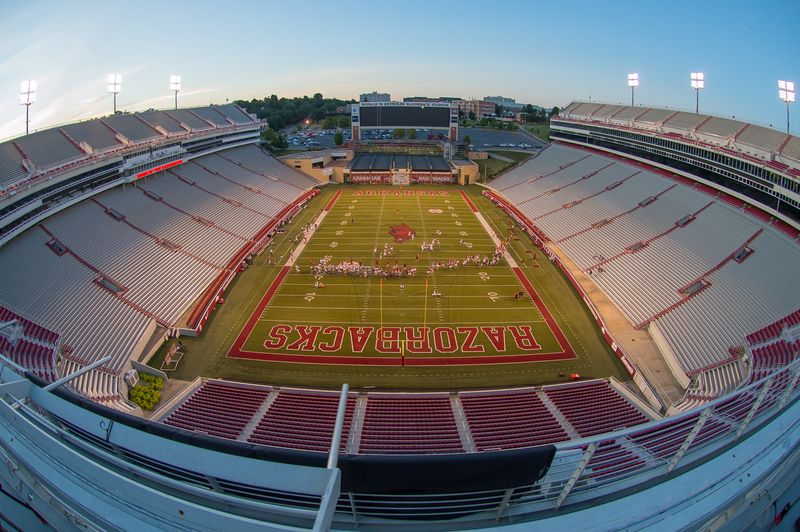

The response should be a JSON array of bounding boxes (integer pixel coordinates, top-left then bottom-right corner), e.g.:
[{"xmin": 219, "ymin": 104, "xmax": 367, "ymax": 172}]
[{"xmin": 1, "ymin": 5, "xmax": 799, "ymax": 531}]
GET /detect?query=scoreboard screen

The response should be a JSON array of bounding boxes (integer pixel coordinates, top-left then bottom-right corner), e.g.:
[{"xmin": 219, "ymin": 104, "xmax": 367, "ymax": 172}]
[{"xmin": 359, "ymin": 105, "xmax": 451, "ymax": 128}]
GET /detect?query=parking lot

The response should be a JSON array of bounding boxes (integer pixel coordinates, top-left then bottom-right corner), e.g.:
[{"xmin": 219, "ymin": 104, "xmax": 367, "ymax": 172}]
[{"xmin": 459, "ymin": 127, "xmax": 547, "ymax": 151}]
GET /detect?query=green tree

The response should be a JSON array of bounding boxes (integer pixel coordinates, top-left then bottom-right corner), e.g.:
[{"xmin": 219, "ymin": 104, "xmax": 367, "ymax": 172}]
[
  {"xmin": 337, "ymin": 115, "xmax": 351, "ymax": 128},
  {"xmin": 334, "ymin": 131, "xmax": 344, "ymax": 145},
  {"xmin": 463, "ymin": 135, "xmax": 471, "ymax": 145},
  {"xmin": 393, "ymin": 128, "xmax": 405, "ymax": 139},
  {"xmin": 479, "ymin": 117, "xmax": 489, "ymax": 127},
  {"xmin": 322, "ymin": 116, "xmax": 337, "ymax": 129},
  {"xmin": 550, "ymin": 106, "xmax": 560, "ymax": 117},
  {"xmin": 468, "ymin": 111, "xmax": 476, "ymax": 121},
  {"xmin": 408, "ymin": 129, "xmax": 417, "ymax": 139},
  {"xmin": 272, "ymin": 133, "xmax": 288, "ymax": 150}
]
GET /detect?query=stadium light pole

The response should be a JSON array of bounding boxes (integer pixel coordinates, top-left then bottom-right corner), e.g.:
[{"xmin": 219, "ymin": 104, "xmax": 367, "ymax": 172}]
[
  {"xmin": 19, "ymin": 80, "xmax": 37, "ymax": 136},
  {"xmin": 107, "ymin": 74, "xmax": 122, "ymax": 114},
  {"xmin": 627, "ymin": 73, "xmax": 639, "ymax": 106},
  {"xmin": 170, "ymin": 75, "xmax": 182, "ymax": 110},
  {"xmin": 778, "ymin": 80, "xmax": 795, "ymax": 134},
  {"xmin": 690, "ymin": 72, "xmax": 704, "ymax": 114}
]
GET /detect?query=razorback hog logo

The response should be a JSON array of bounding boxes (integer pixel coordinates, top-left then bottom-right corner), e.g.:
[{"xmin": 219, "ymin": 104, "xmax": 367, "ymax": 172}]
[{"xmin": 263, "ymin": 325, "xmax": 541, "ymax": 353}]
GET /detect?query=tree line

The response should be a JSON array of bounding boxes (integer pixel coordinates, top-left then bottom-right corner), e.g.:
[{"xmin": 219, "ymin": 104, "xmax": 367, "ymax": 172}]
[{"xmin": 234, "ymin": 93, "xmax": 354, "ymax": 131}]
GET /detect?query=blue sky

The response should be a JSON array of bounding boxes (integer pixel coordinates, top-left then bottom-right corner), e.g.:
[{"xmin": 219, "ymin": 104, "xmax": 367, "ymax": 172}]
[{"xmin": 0, "ymin": 0, "xmax": 797, "ymax": 139}]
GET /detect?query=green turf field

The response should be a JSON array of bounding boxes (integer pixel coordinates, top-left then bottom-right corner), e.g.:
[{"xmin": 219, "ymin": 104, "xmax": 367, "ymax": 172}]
[{"xmin": 150, "ymin": 184, "xmax": 631, "ymax": 390}]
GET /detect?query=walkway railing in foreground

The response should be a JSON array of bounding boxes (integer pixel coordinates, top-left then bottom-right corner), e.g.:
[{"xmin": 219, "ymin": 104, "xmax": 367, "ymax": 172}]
[{"xmin": 0, "ymin": 355, "xmax": 798, "ymax": 529}]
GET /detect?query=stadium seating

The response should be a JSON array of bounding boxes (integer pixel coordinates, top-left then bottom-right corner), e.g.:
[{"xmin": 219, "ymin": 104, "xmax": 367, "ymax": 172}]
[
  {"xmin": 749, "ymin": 340, "xmax": 799, "ymax": 383},
  {"xmin": 491, "ymin": 143, "xmax": 800, "ymax": 399},
  {"xmin": 247, "ymin": 389, "xmax": 356, "ymax": 452},
  {"xmin": 164, "ymin": 380, "xmax": 271, "ymax": 440},
  {"xmin": 358, "ymin": 395, "xmax": 464, "ymax": 454},
  {"xmin": 158, "ymin": 379, "xmax": 652, "ymax": 455},
  {"xmin": 0, "ymin": 305, "xmax": 59, "ymax": 382},
  {"xmin": 746, "ymin": 310, "xmax": 800, "ymax": 345},
  {"xmin": 460, "ymin": 389, "xmax": 568, "ymax": 450},
  {"xmin": 543, "ymin": 380, "xmax": 650, "ymax": 437},
  {"xmin": 0, "ymin": 143, "xmax": 315, "ymax": 409}
]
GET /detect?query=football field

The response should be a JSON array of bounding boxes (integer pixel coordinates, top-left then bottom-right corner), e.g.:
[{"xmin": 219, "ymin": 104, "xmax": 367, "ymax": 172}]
[{"xmin": 157, "ymin": 185, "xmax": 631, "ymax": 389}]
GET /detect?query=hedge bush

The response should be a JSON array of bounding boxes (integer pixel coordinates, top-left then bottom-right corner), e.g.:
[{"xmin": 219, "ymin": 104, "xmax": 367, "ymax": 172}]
[{"xmin": 129, "ymin": 373, "xmax": 165, "ymax": 410}]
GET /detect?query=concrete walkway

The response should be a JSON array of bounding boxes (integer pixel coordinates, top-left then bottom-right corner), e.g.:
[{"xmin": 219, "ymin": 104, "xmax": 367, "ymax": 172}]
[{"xmin": 548, "ymin": 243, "xmax": 686, "ymax": 406}]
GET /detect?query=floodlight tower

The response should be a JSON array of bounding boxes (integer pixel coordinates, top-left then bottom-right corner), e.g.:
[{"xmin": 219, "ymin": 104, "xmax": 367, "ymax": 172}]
[
  {"xmin": 107, "ymin": 74, "xmax": 122, "ymax": 114},
  {"xmin": 170, "ymin": 75, "xmax": 182, "ymax": 110},
  {"xmin": 627, "ymin": 73, "xmax": 639, "ymax": 106},
  {"xmin": 690, "ymin": 72, "xmax": 704, "ymax": 114},
  {"xmin": 778, "ymin": 80, "xmax": 795, "ymax": 134},
  {"xmin": 19, "ymin": 80, "xmax": 37, "ymax": 136}
]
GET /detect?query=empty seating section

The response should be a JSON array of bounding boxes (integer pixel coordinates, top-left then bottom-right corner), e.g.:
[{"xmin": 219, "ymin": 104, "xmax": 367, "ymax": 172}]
[
  {"xmin": 737, "ymin": 125, "xmax": 788, "ymax": 152},
  {"xmin": 62, "ymin": 121, "xmax": 121, "ymax": 151},
  {"xmin": 164, "ymin": 381, "xmax": 270, "ymax": 440},
  {"xmin": 491, "ymin": 143, "xmax": 800, "ymax": 394},
  {"xmin": 663, "ymin": 112, "xmax": 706, "ymax": 131},
  {"xmin": 783, "ymin": 137, "xmax": 800, "ymax": 161},
  {"xmin": 635, "ymin": 108, "xmax": 674, "ymax": 124},
  {"xmin": 219, "ymin": 145, "xmax": 317, "ymax": 196},
  {"xmin": 0, "ymin": 306, "xmax": 59, "ymax": 382},
  {"xmin": 190, "ymin": 107, "xmax": 231, "ymax": 127},
  {"xmin": 589, "ymin": 202, "xmax": 760, "ymax": 325},
  {"xmin": 158, "ymin": 379, "xmax": 652, "ymax": 453},
  {"xmin": 0, "ymin": 228, "xmax": 153, "ymax": 383},
  {"xmin": 749, "ymin": 341, "xmax": 799, "ymax": 383},
  {"xmin": 460, "ymin": 390, "xmax": 567, "ymax": 450},
  {"xmin": 0, "ymin": 105, "xmax": 256, "ymax": 196},
  {"xmin": 0, "ymin": 305, "xmax": 59, "ymax": 344},
  {"xmin": 559, "ymin": 186, "xmax": 709, "ymax": 269},
  {"xmin": 652, "ymin": 231, "xmax": 800, "ymax": 378},
  {"xmin": 590, "ymin": 104, "xmax": 627, "ymax": 120},
  {"xmin": 696, "ymin": 117, "xmax": 741, "ymax": 138},
  {"xmin": 102, "ymin": 114, "xmax": 160, "ymax": 142},
  {"xmin": 608, "ymin": 106, "xmax": 642, "ymax": 121},
  {"xmin": 247, "ymin": 391, "xmax": 356, "ymax": 452},
  {"xmin": 747, "ymin": 310, "xmax": 800, "ymax": 345},
  {"xmin": 540, "ymin": 173, "xmax": 668, "ymax": 242},
  {"xmin": 173, "ymin": 163, "xmax": 284, "ymax": 216},
  {"xmin": 0, "ymin": 142, "xmax": 26, "ymax": 190},
  {"xmin": 14, "ymin": 128, "xmax": 84, "ymax": 168},
  {"xmin": 0, "ymin": 143, "xmax": 310, "ymax": 407},
  {"xmin": 43, "ymin": 201, "xmax": 219, "ymax": 324},
  {"xmin": 98, "ymin": 186, "xmax": 244, "ymax": 268},
  {"xmin": 137, "ymin": 111, "xmax": 187, "ymax": 134},
  {"xmin": 215, "ymin": 104, "xmax": 255, "ymax": 124},
  {"xmin": 543, "ymin": 381, "xmax": 649, "ymax": 437},
  {"xmin": 167, "ymin": 109, "xmax": 214, "ymax": 130},
  {"xmin": 359, "ymin": 395, "xmax": 463, "ymax": 454},
  {"xmin": 138, "ymin": 173, "xmax": 266, "ymax": 238}
]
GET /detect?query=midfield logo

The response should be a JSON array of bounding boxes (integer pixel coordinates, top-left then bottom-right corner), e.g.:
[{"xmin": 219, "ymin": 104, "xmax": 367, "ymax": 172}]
[{"xmin": 388, "ymin": 223, "xmax": 416, "ymax": 243}]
